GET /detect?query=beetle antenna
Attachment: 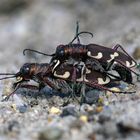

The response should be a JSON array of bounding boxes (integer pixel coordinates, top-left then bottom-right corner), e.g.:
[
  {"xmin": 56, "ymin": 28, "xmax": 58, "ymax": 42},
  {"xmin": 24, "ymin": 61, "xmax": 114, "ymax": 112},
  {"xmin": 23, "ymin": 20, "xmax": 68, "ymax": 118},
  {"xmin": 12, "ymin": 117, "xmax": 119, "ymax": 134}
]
[
  {"xmin": 0, "ymin": 73, "xmax": 17, "ymax": 80},
  {"xmin": 76, "ymin": 21, "xmax": 80, "ymax": 43},
  {"xmin": 23, "ymin": 49, "xmax": 55, "ymax": 57},
  {"xmin": 0, "ymin": 73, "xmax": 16, "ymax": 75},
  {"xmin": 70, "ymin": 31, "xmax": 93, "ymax": 44},
  {"xmin": 0, "ymin": 75, "xmax": 16, "ymax": 80}
]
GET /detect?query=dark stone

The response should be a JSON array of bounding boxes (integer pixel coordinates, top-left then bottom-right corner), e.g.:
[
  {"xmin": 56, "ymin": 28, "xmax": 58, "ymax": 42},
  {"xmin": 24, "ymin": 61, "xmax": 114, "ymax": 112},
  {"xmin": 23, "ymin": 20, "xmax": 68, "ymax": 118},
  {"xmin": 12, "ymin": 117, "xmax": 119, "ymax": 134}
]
[
  {"xmin": 83, "ymin": 89, "xmax": 100, "ymax": 105},
  {"xmin": 98, "ymin": 115, "xmax": 111, "ymax": 124},
  {"xmin": 29, "ymin": 100, "xmax": 39, "ymax": 107},
  {"xmin": 60, "ymin": 106, "xmax": 78, "ymax": 117},
  {"xmin": 8, "ymin": 120, "xmax": 20, "ymax": 132},
  {"xmin": 38, "ymin": 127, "xmax": 63, "ymax": 140},
  {"xmin": 17, "ymin": 104, "xmax": 28, "ymax": 113}
]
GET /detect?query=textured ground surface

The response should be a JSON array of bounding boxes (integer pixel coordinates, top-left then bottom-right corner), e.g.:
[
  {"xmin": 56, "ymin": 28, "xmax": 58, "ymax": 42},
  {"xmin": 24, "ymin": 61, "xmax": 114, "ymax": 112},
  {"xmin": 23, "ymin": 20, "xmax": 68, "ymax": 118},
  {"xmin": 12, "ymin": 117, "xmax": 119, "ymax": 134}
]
[{"xmin": 0, "ymin": 0, "xmax": 140, "ymax": 140}]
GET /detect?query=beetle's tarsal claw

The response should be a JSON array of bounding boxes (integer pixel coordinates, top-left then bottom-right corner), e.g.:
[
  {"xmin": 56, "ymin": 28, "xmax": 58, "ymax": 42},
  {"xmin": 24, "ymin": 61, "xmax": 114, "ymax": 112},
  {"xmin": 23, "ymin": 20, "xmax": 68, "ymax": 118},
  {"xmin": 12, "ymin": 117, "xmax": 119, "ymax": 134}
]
[{"xmin": 1, "ymin": 95, "xmax": 10, "ymax": 102}]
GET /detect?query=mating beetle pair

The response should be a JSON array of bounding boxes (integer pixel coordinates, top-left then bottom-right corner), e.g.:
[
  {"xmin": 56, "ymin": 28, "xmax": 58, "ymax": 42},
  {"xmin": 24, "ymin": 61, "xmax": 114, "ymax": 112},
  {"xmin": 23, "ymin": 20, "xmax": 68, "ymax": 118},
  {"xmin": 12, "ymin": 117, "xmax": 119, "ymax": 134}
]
[
  {"xmin": 23, "ymin": 28, "xmax": 139, "ymax": 85},
  {"xmin": 23, "ymin": 22, "xmax": 139, "ymax": 86},
  {"xmin": 0, "ymin": 24, "xmax": 139, "ymax": 101}
]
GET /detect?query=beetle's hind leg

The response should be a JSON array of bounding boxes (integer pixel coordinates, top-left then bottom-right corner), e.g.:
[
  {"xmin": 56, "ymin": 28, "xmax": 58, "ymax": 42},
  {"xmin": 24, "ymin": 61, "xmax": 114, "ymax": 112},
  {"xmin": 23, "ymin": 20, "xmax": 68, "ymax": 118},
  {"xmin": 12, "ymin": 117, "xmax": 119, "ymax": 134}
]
[
  {"xmin": 85, "ymin": 81, "xmax": 135, "ymax": 94},
  {"xmin": 113, "ymin": 44, "xmax": 137, "ymax": 65},
  {"xmin": 113, "ymin": 64, "xmax": 133, "ymax": 84}
]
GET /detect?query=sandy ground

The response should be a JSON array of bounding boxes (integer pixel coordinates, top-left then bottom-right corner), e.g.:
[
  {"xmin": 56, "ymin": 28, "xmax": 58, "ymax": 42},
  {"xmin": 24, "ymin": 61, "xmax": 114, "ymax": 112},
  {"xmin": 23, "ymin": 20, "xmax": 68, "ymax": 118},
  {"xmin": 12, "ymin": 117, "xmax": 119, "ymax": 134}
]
[{"xmin": 0, "ymin": 0, "xmax": 140, "ymax": 140}]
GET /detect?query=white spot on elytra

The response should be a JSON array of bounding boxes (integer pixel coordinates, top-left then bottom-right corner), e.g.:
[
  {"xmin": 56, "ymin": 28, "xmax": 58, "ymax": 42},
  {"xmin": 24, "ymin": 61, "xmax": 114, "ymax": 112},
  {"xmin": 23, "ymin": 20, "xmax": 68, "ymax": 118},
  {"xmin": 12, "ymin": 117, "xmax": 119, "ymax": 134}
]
[
  {"xmin": 86, "ymin": 68, "xmax": 91, "ymax": 74},
  {"xmin": 76, "ymin": 74, "xmax": 110, "ymax": 85},
  {"xmin": 87, "ymin": 51, "xmax": 103, "ymax": 59},
  {"xmin": 126, "ymin": 61, "xmax": 136, "ymax": 68},
  {"xmin": 52, "ymin": 60, "xmax": 60, "ymax": 72},
  {"xmin": 107, "ymin": 52, "xmax": 119, "ymax": 63},
  {"xmin": 54, "ymin": 71, "xmax": 70, "ymax": 79},
  {"xmin": 76, "ymin": 75, "xmax": 84, "ymax": 82},
  {"xmin": 97, "ymin": 77, "xmax": 110, "ymax": 85}
]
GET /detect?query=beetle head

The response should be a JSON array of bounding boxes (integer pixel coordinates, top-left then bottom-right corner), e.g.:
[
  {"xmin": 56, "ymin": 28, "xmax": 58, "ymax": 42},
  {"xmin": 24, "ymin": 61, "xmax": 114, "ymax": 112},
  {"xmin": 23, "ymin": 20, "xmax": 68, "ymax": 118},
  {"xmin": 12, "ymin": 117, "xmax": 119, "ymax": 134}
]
[
  {"xmin": 15, "ymin": 63, "xmax": 36, "ymax": 82},
  {"xmin": 56, "ymin": 45, "xmax": 65, "ymax": 57}
]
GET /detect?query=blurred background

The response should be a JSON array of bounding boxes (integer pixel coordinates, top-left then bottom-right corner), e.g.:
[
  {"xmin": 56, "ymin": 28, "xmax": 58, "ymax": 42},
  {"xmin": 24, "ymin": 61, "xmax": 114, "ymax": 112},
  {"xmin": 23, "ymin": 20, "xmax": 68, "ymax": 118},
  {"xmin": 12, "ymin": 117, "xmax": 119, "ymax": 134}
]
[{"xmin": 0, "ymin": 0, "xmax": 140, "ymax": 72}]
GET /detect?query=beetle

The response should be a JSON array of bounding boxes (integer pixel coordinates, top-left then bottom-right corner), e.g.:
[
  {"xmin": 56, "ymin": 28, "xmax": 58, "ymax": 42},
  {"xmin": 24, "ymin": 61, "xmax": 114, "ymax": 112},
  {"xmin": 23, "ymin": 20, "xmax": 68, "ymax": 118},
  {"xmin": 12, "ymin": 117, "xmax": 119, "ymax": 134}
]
[
  {"xmin": 0, "ymin": 60, "xmax": 135, "ymax": 101},
  {"xmin": 52, "ymin": 43, "xmax": 137, "ymax": 74},
  {"xmin": 0, "ymin": 63, "xmax": 72, "ymax": 101}
]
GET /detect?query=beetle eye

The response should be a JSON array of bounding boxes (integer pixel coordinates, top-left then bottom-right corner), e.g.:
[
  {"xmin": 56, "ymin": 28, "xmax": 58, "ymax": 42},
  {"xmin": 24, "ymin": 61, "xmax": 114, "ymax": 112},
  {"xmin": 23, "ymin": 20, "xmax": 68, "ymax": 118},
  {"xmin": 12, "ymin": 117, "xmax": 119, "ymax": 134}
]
[
  {"xmin": 21, "ymin": 66, "xmax": 30, "ymax": 74},
  {"xmin": 26, "ymin": 67, "xmax": 29, "ymax": 71},
  {"xmin": 56, "ymin": 45, "xmax": 65, "ymax": 56},
  {"xmin": 60, "ymin": 50, "xmax": 64, "ymax": 55},
  {"xmin": 25, "ymin": 67, "xmax": 30, "ymax": 72}
]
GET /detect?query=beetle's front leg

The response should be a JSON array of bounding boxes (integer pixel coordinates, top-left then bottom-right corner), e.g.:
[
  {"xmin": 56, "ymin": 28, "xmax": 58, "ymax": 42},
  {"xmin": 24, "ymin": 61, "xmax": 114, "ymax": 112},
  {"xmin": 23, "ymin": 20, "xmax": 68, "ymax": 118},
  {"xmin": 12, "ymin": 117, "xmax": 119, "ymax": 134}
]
[{"xmin": 1, "ymin": 83, "xmax": 22, "ymax": 101}]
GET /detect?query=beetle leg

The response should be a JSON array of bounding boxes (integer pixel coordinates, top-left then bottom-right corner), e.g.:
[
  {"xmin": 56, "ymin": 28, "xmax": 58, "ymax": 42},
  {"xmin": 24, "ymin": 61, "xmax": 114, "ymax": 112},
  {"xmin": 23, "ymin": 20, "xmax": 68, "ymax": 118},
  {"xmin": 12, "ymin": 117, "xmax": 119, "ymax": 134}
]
[
  {"xmin": 115, "ymin": 59, "xmax": 140, "ymax": 77},
  {"xmin": 112, "ymin": 64, "xmax": 132, "ymax": 83},
  {"xmin": 18, "ymin": 84, "xmax": 39, "ymax": 90},
  {"xmin": 1, "ymin": 83, "xmax": 22, "ymax": 101},
  {"xmin": 84, "ymin": 81, "xmax": 135, "ymax": 94},
  {"xmin": 71, "ymin": 83, "xmax": 80, "ymax": 103},
  {"xmin": 80, "ymin": 83, "xmax": 86, "ymax": 104},
  {"xmin": 105, "ymin": 59, "xmax": 115, "ymax": 71},
  {"xmin": 104, "ymin": 58, "xmax": 139, "ymax": 82},
  {"xmin": 113, "ymin": 44, "xmax": 137, "ymax": 65},
  {"xmin": 72, "ymin": 66, "xmax": 77, "ymax": 81}
]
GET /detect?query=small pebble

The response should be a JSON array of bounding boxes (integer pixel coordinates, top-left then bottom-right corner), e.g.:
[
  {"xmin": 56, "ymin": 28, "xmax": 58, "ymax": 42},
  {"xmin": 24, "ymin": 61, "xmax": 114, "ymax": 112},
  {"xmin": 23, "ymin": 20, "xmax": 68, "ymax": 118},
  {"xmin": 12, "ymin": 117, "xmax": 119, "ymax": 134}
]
[
  {"xmin": 38, "ymin": 127, "xmax": 63, "ymax": 140},
  {"xmin": 49, "ymin": 107, "xmax": 61, "ymax": 114},
  {"xmin": 11, "ymin": 103, "xmax": 28, "ymax": 113},
  {"xmin": 98, "ymin": 115, "xmax": 111, "ymax": 124},
  {"xmin": 79, "ymin": 115, "xmax": 88, "ymax": 123},
  {"xmin": 98, "ymin": 97, "xmax": 104, "ymax": 105},
  {"xmin": 8, "ymin": 120, "xmax": 20, "ymax": 133},
  {"xmin": 104, "ymin": 101, "xmax": 109, "ymax": 106},
  {"xmin": 110, "ymin": 87, "xmax": 121, "ymax": 92},
  {"xmin": 60, "ymin": 106, "xmax": 78, "ymax": 117},
  {"xmin": 84, "ymin": 89, "xmax": 100, "ymax": 104},
  {"xmin": 96, "ymin": 106, "xmax": 103, "ymax": 113},
  {"xmin": 80, "ymin": 104, "xmax": 93, "ymax": 113},
  {"xmin": 11, "ymin": 104, "xmax": 17, "ymax": 112},
  {"xmin": 30, "ymin": 100, "xmax": 39, "ymax": 107},
  {"xmin": 17, "ymin": 104, "xmax": 28, "ymax": 113}
]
